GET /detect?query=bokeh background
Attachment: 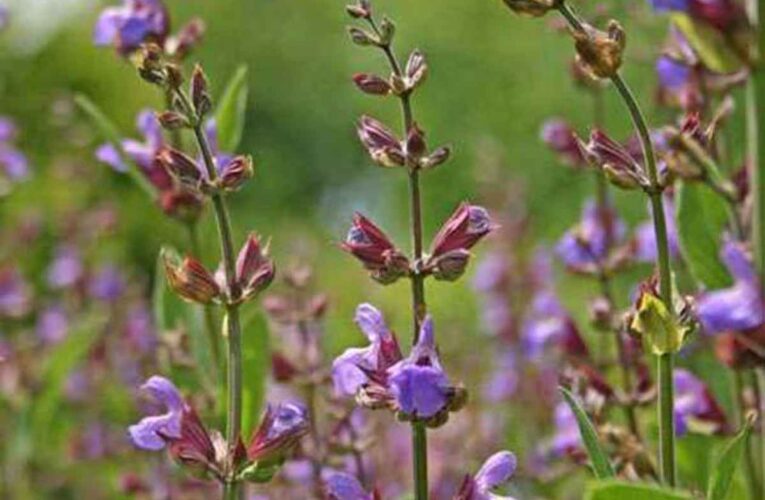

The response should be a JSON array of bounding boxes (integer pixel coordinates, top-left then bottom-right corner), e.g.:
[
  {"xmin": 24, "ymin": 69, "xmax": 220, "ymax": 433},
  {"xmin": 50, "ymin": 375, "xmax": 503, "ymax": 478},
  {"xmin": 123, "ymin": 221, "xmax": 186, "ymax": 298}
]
[{"xmin": 0, "ymin": 0, "xmax": 753, "ymax": 497}]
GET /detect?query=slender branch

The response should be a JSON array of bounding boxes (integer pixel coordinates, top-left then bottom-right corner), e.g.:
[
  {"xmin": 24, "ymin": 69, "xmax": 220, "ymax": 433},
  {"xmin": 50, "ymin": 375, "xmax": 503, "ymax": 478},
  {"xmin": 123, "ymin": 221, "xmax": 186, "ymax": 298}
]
[{"xmin": 557, "ymin": 1, "xmax": 677, "ymax": 486}]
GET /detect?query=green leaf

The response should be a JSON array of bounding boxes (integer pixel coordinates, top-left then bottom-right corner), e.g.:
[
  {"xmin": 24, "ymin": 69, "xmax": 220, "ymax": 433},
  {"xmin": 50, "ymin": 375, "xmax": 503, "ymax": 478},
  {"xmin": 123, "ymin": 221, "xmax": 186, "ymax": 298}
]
[
  {"xmin": 559, "ymin": 387, "xmax": 614, "ymax": 479},
  {"xmin": 670, "ymin": 13, "xmax": 745, "ymax": 73},
  {"xmin": 214, "ymin": 65, "xmax": 249, "ymax": 153},
  {"xmin": 240, "ymin": 306, "xmax": 270, "ymax": 434},
  {"xmin": 676, "ymin": 182, "xmax": 733, "ymax": 289},
  {"xmin": 31, "ymin": 312, "xmax": 107, "ymax": 449},
  {"xmin": 708, "ymin": 415, "xmax": 755, "ymax": 500},
  {"xmin": 74, "ymin": 94, "xmax": 157, "ymax": 199},
  {"xmin": 630, "ymin": 291, "xmax": 690, "ymax": 355},
  {"xmin": 585, "ymin": 480, "xmax": 693, "ymax": 500}
]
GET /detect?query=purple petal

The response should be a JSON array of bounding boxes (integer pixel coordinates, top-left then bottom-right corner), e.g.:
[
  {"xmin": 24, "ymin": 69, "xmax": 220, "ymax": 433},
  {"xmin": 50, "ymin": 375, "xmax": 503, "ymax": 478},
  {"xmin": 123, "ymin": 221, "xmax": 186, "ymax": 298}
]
[
  {"xmin": 322, "ymin": 470, "xmax": 370, "ymax": 500},
  {"xmin": 0, "ymin": 147, "xmax": 29, "ymax": 180},
  {"xmin": 95, "ymin": 143, "xmax": 128, "ymax": 172},
  {"xmin": 722, "ymin": 240, "xmax": 758, "ymax": 284},
  {"xmin": 697, "ymin": 283, "xmax": 764, "ymax": 334},
  {"xmin": 36, "ymin": 305, "xmax": 69, "ymax": 345},
  {"xmin": 657, "ymin": 56, "xmax": 691, "ymax": 90},
  {"xmin": 128, "ymin": 413, "xmax": 178, "ymax": 450},
  {"xmin": 136, "ymin": 110, "xmax": 163, "ymax": 151},
  {"xmin": 332, "ymin": 346, "xmax": 373, "ymax": 396},
  {"xmin": 474, "ymin": 451, "xmax": 517, "ymax": 492},
  {"xmin": 93, "ymin": 7, "xmax": 123, "ymax": 45},
  {"xmin": 354, "ymin": 303, "xmax": 388, "ymax": 342},
  {"xmin": 650, "ymin": 0, "xmax": 690, "ymax": 11},
  {"xmin": 388, "ymin": 364, "xmax": 449, "ymax": 418},
  {"xmin": 46, "ymin": 245, "xmax": 83, "ymax": 289},
  {"xmin": 141, "ymin": 375, "xmax": 184, "ymax": 413}
]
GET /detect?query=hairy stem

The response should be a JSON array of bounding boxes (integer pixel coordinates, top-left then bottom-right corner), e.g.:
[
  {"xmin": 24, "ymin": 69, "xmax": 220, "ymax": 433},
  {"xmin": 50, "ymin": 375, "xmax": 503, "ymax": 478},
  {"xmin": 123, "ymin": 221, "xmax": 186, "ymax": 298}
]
[{"xmin": 557, "ymin": 1, "xmax": 677, "ymax": 485}]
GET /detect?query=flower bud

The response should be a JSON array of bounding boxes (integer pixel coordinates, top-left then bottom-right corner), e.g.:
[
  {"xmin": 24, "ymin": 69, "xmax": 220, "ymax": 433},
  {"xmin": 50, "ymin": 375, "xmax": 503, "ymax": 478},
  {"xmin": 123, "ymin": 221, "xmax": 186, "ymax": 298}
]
[
  {"xmin": 165, "ymin": 64, "xmax": 184, "ymax": 90},
  {"xmin": 405, "ymin": 50, "xmax": 428, "ymax": 90},
  {"xmin": 218, "ymin": 156, "xmax": 254, "ymax": 191},
  {"xmin": 347, "ymin": 26, "xmax": 377, "ymax": 46},
  {"xmin": 405, "ymin": 123, "xmax": 427, "ymax": 162},
  {"xmin": 502, "ymin": 0, "xmax": 559, "ymax": 17},
  {"xmin": 163, "ymin": 407, "xmax": 219, "ymax": 479},
  {"xmin": 579, "ymin": 130, "xmax": 649, "ymax": 190},
  {"xmin": 342, "ymin": 213, "xmax": 410, "ymax": 284},
  {"xmin": 191, "ymin": 65, "xmax": 212, "ymax": 118},
  {"xmin": 159, "ymin": 190, "xmax": 204, "ymax": 222},
  {"xmin": 420, "ymin": 145, "xmax": 451, "ymax": 170},
  {"xmin": 166, "ymin": 18, "xmax": 206, "ymax": 59},
  {"xmin": 429, "ymin": 249, "xmax": 471, "ymax": 281},
  {"xmin": 271, "ymin": 353, "xmax": 299, "ymax": 382},
  {"xmin": 430, "ymin": 203, "xmax": 496, "ymax": 258},
  {"xmin": 352, "ymin": 73, "xmax": 391, "ymax": 96},
  {"xmin": 357, "ymin": 115, "xmax": 405, "ymax": 167},
  {"xmin": 573, "ymin": 20, "xmax": 626, "ymax": 79},
  {"xmin": 133, "ymin": 43, "xmax": 165, "ymax": 85},
  {"xmin": 246, "ymin": 403, "xmax": 309, "ymax": 464},
  {"xmin": 157, "ymin": 147, "xmax": 204, "ymax": 188},
  {"xmin": 163, "ymin": 249, "xmax": 220, "ymax": 304},
  {"xmin": 378, "ymin": 16, "xmax": 395, "ymax": 45},
  {"xmin": 156, "ymin": 111, "xmax": 189, "ymax": 130},
  {"xmin": 346, "ymin": 1, "xmax": 372, "ymax": 19},
  {"xmin": 235, "ymin": 234, "xmax": 275, "ymax": 301},
  {"xmin": 541, "ymin": 118, "xmax": 586, "ymax": 167}
]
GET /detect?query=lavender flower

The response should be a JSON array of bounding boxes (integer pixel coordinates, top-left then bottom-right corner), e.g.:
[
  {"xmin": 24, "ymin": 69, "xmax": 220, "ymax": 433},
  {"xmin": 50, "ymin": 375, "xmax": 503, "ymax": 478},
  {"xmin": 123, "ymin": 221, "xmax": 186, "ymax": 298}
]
[
  {"xmin": 633, "ymin": 196, "xmax": 680, "ymax": 262},
  {"xmin": 550, "ymin": 402, "xmax": 581, "ymax": 457},
  {"xmin": 128, "ymin": 376, "xmax": 185, "ymax": 451},
  {"xmin": 46, "ymin": 244, "xmax": 84, "ymax": 289},
  {"xmin": 0, "ymin": 266, "xmax": 32, "ymax": 318},
  {"xmin": 332, "ymin": 303, "xmax": 402, "ymax": 396},
  {"xmin": 556, "ymin": 199, "xmax": 626, "ymax": 273},
  {"xmin": 93, "ymin": 0, "xmax": 170, "ymax": 55},
  {"xmin": 36, "ymin": 304, "xmax": 69, "ymax": 345},
  {"xmin": 0, "ymin": 117, "xmax": 30, "ymax": 186},
  {"xmin": 454, "ymin": 451, "xmax": 517, "ymax": 500},
  {"xmin": 522, "ymin": 290, "xmax": 587, "ymax": 360},
  {"xmin": 674, "ymin": 369, "xmax": 727, "ymax": 435},
  {"xmin": 387, "ymin": 316, "xmax": 452, "ymax": 418},
  {"xmin": 246, "ymin": 402, "xmax": 310, "ymax": 463},
  {"xmin": 482, "ymin": 349, "xmax": 518, "ymax": 403},
  {"xmin": 696, "ymin": 240, "xmax": 764, "ymax": 334},
  {"xmin": 88, "ymin": 264, "xmax": 126, "ymax": 301},
  {"xmin": 323, "ymin": 470, "xmax": 377, "ymax": 500}
]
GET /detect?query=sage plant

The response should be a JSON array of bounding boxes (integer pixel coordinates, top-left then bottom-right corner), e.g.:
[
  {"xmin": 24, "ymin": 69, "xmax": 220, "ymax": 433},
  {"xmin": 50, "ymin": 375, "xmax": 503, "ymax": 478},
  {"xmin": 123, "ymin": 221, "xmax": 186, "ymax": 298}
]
[{"xmin": 335, "ymin": 1, "xmax": 512, "ymax": 497}]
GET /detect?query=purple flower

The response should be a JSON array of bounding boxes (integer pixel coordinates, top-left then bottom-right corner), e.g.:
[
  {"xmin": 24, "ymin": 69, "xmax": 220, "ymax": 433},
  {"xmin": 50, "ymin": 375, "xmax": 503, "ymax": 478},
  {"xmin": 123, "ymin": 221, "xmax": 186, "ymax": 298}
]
[
  {"xmin": 657, "ymin": 56, "xmax": 691, "ymax": 90},
  {"xmin": 46, "ymin": 245, "xmax": 84, "ymax": 289},
  {"xmin": 650, "ymin": 0, "xmax": 690, "ymax": 11},
  {"xmin": 0, "ymin": 267, "xmax": 32, "ymax": 318},
  {"xmin": 540, "ymin": 118, "xmax": 586, "ymax": 167},
  {"xmin": 93, "ymin": 0, "xmax": 169, "ymax": 55},
  {"xmin": 674, "ymin": 369, "xmax": 727, "ymax": 435},
  {"xmin": 454, "ymin": 451, "xmax": 517, "ymax": 500},
  {"xmin": 323, "ymin": 470, "xmax": 376, "ymax": 500},
  {"xmin": 556, "ymin": 199, "xmax": 626, "ymax": 272},
  {"xmin": 522, "ymin": 290, "xmax": 587, "ymax": 359},
  {"xmin": 128, "ymin": 376, "xmax": 185, "ymax": 451},
  {"xmin": 648, "ymin": 0, "xmax": 740, "ymax": 31},
  {"xmin": 332, "ymin": 303, "xmax": 402, "ymax": 396},
  {"xmin": 125, "ymin": 304, "xmax": 157, "ymax": 354},
  {"xmin": 634, "ymin": 196, "xmax": 680, "ymax": 262},
  {"xmin": 246, "ymin": 402, "xmax": 310, "ymax": 462},
  {"xmin": 482, "ymin": 349, "xmax": 518, "ymax": 403},
  {"xmin": 551, "ymin": 402, "xmax": 581, "ymax": 456},
  {"xmin": 36, "ymin": 305, "xmax": 69, "ymax": 345},
  {"xmin": 0, "ymin": 116, "xmax": 29, "ymax": 184},
  {"xmin": 88, "ymin": 264, "xmax": 126, "ymax": 301},
  {"xmin": 387, "ymin": 316, "xmax": 451, "ymax": 418},
  {"xmin": 696, "ymin": 241, "xmax": 764, "ymax": 334}
]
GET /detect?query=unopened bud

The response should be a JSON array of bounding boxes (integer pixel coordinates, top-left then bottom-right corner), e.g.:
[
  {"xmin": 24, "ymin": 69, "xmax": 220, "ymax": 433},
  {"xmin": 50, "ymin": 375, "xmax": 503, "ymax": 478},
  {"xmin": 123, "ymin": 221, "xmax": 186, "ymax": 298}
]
[
  {"xmin": 378, "ymin": 16, "xmax": 395, "ymax": 46},
  {"xmin": 352, "ymin": 73, "xmax": 391, "ymax": 95},
  {"xmin": 156, "ymin": 111, "xmax": 189, "ymax": 130},
  {"xmin": 603, "ymin": 163, "xmax": 642, "ymax": 190},
  {"xmin": 157, "ymin": 148, "xmax": 203, "ymax": 187},
  {"xmin": 165, "ymin": 64, "xmax": 184, "ymax": 90},
  {"xmin": 405, "ymin": 49, "xmax": 428, "ymax": 90},
  {"xmin": 235, "ymin": 234, "xmax": 275, "ymax": 301},
  {"xmin": 166, "ymin": 18, "xmax": 206, "ymax": 59},
  {"xmin": 218, "ymin": 155, "xmax": 254, "ymax": 191},
  {"xmin": 348, "ymin": 26, "xmax": 377, "ymax": 46},
  {"xmin": 405, "ymin": 123, "xmax": 427, "ymax": 160},
  {"xmin": 573, "ymin": 20, "xmax": 626, "ymax": 79},
  {"xmin": 502, "ymin": 0, "xmax": 559, "ymax": 17},
  {"xmin": 162, "ymin": 249, "xmax": 220, "ymax": 304},
  {"xmin": 191, "ymin": 65, "xmax": 212, "ymax": 118},
  {"xmin": 346, "ymin": 0, "xmax": 371, "ymax": 19},
  {"xmin": 430, "ymin": 249, "xmax": 471, "ymax": 281},
  {"xmin": 421, "ymin": 145, "xmax": 451, "ymax": 170}
]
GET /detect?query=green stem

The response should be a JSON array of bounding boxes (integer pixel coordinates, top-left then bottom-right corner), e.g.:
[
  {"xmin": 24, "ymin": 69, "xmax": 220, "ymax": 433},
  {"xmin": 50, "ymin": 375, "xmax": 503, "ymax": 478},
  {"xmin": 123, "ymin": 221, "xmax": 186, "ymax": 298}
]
[
  {"xmin": 187, "ymin": 221, "xmax": 222, "ymax": 370},
  {"xmin": 184, "ymin": 90, "xmax": 244, "ymax": 493},
  {"xmin": 734, "ymin": 372, "xmax": 761, "ymax": 499},
  {"xmin": 368, "ymin": 18, "xmax": 428, "ymax": 497},
  {"xmin": 557, "ymin": 1, "xmax": 676, "ymax": 485}
]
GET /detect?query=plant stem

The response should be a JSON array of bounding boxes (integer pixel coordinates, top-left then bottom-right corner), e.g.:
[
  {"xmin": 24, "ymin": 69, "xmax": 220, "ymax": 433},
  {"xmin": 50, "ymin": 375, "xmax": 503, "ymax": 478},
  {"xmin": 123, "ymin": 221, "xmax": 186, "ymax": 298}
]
[
  {"xmin": 557, "ymin": 1, "xmax": 677, "ymax": 485},
  {"xmin": 367, "ymin": 17, "xmax": 429, "ymax": 497},
  {"xmin": 735, "ymin": 371, "xmax": 761, "ymax": 499},
  {"xmin": 187, "ymin": 221, "xmax": 222, "ymax": 370},
  {"xmin": 183, "ymin": 90, "xmax": 244, "ymax": 495}
]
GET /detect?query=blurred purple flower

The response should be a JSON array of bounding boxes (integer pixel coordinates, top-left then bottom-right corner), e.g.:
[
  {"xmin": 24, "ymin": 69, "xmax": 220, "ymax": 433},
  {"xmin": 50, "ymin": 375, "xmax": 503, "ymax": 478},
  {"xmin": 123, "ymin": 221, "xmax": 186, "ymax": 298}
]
[
  {"xmin": 89, "ymin": 264, "xmax": 126, "ymax": 301},
  {"xmin": 540, "ymin": 118, "xmax": 586, "ymax": 167},
  {"xmin": 0, "ymin": 267, "xmax": 32, "ymax": 318},
  {"xmin": 332, "ymin": 303, "xmax": 402, "ymax": 396},
  {"xmin": 0, "ymin": 116, "xmax": 30, "ymax": 184},
  {"xmin": 522, "ymin": 290, "xmax": 587, "ymax": 360},
  {"xmin": 125, "ymin": 304, "xmax": 157, "ymax": 354},
  {"xmin": 323, "ymin": 470, "xmax": 376, "ymax": 500},
  {"xmin": 36, "ymin": 304, "xmax": 69, "ymax": 345},
  {"xmin": 556, "ymin": 199, "xmax": 626, "ymax": 272},
  {"xmin": 657, "ymin": 56, "xmax": 692, "ymax": 89},
  {"xmin": 65, "ymin": 369, "xmax": 91, "ymax": 402},
  {"xmin": 387, "ymin": 316, "xmax": 451, "ymax": 418},
  {"xmin": 128, "ymin": 376, "xmax": 185, "ymax": 451},
  {"xmin": 93, "ymin": 0, "xmax": 169, "ymax": 55},
  {"xmin": 650, "ymin": 0, "xmax": 689, "ymax": 11},
  {"xmin": 648, "ymin": 0, "xmax": 740, "ymax": 32},
  {"xmin": 551, "ymin": 402, "xmax": 581, "ymax": 457},
  {"xmin": 246, "ymin": 401, "xmax": 310, "ymax": 462},
  {"xmin": 454, "ymin": 451, "xmax": 517, "ymax": 500},
  {"xmin": 482, "ymin": 349, "xmax": 518, "ymax": 403},
  {"xmin": 46, "ymin": 245, "xmax": 84, "ymax": 289},
  {"xmin": 696, "ymin": 240, "xmax": 764, "ymax": 334},
  {"xmin": 472, "ymin": 251, "xmax": 509, "ymax": 294},
  {"xmin": 634, "ymin": 196, "xmax": 680, "ymax": 262},
  {"xmin": 674, "ymin": 369, "xmax": 727, "ymax": 435}
]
